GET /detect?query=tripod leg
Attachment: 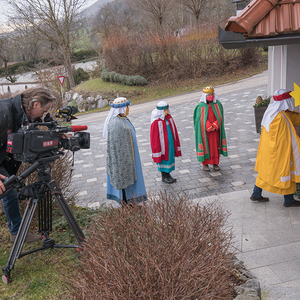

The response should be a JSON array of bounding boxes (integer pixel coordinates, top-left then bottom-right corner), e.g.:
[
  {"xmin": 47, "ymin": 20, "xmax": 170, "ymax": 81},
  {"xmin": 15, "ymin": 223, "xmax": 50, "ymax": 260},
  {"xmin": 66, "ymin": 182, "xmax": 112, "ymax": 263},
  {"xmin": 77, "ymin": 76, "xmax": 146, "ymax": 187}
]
[
  {"xmin": 47, "ymin": 180, "xmax": 85, "ymax": 244},
  {"xmin": 2, "ymin": 198, "xmax": 38, "ymax": 284}
]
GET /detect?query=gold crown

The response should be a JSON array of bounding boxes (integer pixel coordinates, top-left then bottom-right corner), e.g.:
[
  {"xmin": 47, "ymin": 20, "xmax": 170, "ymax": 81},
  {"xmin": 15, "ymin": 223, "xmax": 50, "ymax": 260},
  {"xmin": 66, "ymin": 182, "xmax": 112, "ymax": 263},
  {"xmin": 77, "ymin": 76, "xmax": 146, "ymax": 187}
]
[{"xmin": 203, "ymin": 86, "xmax": 214, "ymax": 94}]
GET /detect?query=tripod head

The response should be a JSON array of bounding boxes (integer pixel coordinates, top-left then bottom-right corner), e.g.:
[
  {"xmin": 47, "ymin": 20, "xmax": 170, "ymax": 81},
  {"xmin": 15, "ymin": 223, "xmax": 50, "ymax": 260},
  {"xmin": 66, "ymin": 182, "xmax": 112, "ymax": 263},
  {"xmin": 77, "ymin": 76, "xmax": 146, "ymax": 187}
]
[{"xmin": 0, "ymin": 156, "xmax": 59, "ymax": 200}]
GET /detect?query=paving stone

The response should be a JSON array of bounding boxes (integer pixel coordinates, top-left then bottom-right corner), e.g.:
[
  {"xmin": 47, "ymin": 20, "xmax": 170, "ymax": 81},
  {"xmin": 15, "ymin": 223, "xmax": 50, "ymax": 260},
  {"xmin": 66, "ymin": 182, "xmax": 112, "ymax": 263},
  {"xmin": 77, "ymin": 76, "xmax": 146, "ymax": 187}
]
[{"xmin": 71, "ymin": 84, "xmax": 267, "ymax": 212}]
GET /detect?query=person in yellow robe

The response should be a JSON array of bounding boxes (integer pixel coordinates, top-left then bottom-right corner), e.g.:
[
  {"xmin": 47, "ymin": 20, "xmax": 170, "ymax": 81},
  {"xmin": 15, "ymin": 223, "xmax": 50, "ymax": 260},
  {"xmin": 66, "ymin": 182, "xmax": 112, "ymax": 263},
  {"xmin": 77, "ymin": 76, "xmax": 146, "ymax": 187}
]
[{"xmin": 251, "ymin": 89, "xmax": 300, "ymax": 207}]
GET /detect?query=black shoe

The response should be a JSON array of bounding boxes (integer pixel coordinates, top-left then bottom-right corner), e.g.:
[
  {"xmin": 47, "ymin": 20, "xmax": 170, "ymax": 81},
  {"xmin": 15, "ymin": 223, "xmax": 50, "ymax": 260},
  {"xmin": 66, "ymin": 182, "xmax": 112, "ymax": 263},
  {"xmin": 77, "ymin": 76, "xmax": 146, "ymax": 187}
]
[
  {"xmin": 161, "ymin": 172, "xmax": 176, "ymax": 184},
  {"xmin": 162, "ymin": 177, "xmax": 175, "ymax": 184},
  {"xmin": 250, "ymin": 196, "xmax": 269, "ymax": 202},
  {"xmin": 284, "ymin": 200, "xmax": 300, "ymax": 207},
  {"xmin": 167, "ymin": 173, "xmax": 177, "ymax": 183}
]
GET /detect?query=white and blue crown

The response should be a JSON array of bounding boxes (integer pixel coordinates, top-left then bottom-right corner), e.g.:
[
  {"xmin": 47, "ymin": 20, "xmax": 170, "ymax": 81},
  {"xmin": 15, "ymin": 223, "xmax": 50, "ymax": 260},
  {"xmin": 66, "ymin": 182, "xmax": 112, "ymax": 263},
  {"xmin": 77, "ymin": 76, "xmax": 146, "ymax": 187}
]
[
  {"xmin": 111, "ymin": 97, "xmax": 131, "ymax": 108},
  {"xmin": 156, "ymin": 101, "xmax": 169, "ymax": 110}
]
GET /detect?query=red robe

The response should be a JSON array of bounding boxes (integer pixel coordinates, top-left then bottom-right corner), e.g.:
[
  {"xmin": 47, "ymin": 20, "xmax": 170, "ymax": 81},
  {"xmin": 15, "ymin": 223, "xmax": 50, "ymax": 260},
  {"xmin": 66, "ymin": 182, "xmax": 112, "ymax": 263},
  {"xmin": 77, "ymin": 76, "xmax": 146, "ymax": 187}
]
[
  {"xmin": 203, "ymin": 104, "xmax": 220, "ymax": 165},
  {"xmin": 150, "ymin": 114, "xmax": 182, "ymax": 163}
]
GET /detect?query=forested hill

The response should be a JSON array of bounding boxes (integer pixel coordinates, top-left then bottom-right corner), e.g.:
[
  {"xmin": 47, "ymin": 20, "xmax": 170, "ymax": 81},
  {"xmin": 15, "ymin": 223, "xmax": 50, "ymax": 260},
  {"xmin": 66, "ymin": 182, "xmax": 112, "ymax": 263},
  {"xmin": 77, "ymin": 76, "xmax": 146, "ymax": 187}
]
[{"xmin": 82, "ymin": 0, "xmax": 112, "ymax": 17}]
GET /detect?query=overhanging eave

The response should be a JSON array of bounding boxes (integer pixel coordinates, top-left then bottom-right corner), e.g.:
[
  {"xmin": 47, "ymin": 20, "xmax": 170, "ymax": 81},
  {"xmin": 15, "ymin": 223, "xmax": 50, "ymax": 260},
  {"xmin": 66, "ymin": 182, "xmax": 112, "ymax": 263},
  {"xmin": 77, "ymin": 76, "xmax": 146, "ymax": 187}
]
[{"xmin": 218, "ymin": 26, "xmax": 300, "ymax": 49}]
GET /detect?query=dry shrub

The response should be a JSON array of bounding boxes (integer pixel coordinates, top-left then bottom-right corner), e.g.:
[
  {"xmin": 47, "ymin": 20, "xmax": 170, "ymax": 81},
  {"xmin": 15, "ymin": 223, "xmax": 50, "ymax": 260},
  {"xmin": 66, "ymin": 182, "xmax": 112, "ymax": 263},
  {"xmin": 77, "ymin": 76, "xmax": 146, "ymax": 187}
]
[
  {"xmin": 103, "ymin": 25, "xmax": 258, "ymax": 81},
  {"xmin": 17, "ymin": 151, "xmax": 77, "ymax": 208},
  {"xmin": 68, "ymin": 192, "xmax": 235, "ymax": 299}
]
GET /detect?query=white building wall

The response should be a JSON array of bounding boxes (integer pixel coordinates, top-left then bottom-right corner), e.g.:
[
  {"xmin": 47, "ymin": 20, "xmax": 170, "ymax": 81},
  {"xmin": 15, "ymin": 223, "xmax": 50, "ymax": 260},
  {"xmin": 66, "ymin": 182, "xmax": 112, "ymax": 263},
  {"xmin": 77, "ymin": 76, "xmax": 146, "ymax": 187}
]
[
  {"xmin": 286, "ymin": 44, "xmax": 300, "ymax": 92},
  {"xmin": 268, "ymin": 44, "xmax": 300, "ymax": 96}
]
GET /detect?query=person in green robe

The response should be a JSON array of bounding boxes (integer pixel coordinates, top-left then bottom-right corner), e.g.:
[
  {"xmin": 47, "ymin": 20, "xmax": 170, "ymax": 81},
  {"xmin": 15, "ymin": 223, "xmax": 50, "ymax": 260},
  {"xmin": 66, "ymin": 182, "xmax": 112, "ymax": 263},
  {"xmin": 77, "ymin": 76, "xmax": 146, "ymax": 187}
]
[{"xmin": 193, "ymin": 86, "xmax": 228, "ymax": 171}]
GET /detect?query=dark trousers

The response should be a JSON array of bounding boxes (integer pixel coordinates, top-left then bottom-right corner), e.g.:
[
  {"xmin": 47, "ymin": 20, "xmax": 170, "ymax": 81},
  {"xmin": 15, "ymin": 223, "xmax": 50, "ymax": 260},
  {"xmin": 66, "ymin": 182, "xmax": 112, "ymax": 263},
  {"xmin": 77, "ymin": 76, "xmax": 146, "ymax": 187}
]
[
  {"xmin": 252, "ymin": 185, "xmax": 294, "ymax": 203},
  {"xmin": 0, "ymin": 166, "xmax": 21, "ymax": 235}
]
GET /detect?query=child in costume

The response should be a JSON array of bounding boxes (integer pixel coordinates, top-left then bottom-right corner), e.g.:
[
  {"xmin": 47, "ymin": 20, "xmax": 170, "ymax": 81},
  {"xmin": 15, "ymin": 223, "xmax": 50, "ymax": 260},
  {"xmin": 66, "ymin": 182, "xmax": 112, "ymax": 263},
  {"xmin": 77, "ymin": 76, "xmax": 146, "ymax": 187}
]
[
  {"xmin": 150, "ymin": 101, "xmax": 182, "ymax": 184},
  {"xmin": 103, "ymin": 97, "xmax": 147, "ymax": 205},
  {"xmin": 193, "ymin": 86, "xmax": 228, "ymax": 171}
]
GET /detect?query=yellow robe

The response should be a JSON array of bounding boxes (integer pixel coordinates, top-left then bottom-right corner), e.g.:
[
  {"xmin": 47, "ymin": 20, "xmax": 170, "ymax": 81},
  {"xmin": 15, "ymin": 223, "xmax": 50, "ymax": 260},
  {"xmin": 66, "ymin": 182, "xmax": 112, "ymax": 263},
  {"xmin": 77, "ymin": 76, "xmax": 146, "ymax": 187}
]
[{"xmin": 255, "ymin": 111, "xmax": 300, "ymax": 195}]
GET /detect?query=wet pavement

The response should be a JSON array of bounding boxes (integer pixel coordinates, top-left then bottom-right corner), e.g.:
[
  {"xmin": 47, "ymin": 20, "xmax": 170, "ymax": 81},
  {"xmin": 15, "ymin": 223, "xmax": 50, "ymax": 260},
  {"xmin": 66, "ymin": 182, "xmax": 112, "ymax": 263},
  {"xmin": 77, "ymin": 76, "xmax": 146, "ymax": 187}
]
[
  {"xmin": 71, "ymin": 72, "xmax": 268, "ymax": 209},
  {"xmin": 70, "ymin": 71, "xmax": 300, "ymax": 299}
]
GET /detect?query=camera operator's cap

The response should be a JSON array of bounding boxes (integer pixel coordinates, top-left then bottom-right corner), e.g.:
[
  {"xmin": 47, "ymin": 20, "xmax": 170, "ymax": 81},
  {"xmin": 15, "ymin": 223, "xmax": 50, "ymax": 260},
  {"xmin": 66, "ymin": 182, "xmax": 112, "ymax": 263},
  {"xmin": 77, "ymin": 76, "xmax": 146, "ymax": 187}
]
[
  {"xmin": 156, "ymin": 101, "xmax": 169, "ymax": 110},
  {"xmin": 203, "ymin": 86, "xmax": 214, "ymax": 94},
  {"xmin": 110, "ymin": 97, "xmax": 131, "ymax": 108}
]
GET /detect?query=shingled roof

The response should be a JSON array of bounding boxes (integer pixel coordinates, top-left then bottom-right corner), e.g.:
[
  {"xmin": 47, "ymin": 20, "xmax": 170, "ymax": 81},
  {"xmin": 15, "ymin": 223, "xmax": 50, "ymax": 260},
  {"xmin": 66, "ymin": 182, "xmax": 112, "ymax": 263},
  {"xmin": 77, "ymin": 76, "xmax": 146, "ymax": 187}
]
[
  {"xmin": 225, "ymin": 0, "xmax": 300, "ymax": 37},
  {"xmin": 218, "ymin": 0, "xmax": 300, "ymax": 48}
]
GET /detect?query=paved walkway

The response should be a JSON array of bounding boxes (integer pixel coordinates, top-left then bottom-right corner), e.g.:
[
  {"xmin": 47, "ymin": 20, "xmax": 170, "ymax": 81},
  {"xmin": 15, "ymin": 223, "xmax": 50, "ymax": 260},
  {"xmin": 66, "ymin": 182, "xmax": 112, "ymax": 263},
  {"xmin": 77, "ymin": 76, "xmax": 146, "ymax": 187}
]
[{"xmin": 71, "ymin": 70, "xmax": 300, "ymax": 299}]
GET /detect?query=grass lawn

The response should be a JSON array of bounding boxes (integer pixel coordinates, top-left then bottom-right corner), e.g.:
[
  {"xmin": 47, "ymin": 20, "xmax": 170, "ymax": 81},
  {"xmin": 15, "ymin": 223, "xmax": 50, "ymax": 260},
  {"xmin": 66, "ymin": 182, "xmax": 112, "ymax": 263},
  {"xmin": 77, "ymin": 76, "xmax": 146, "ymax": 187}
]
[{"xmin": 0, "ymin": 205, "xmax": 101, "ymax": 299}]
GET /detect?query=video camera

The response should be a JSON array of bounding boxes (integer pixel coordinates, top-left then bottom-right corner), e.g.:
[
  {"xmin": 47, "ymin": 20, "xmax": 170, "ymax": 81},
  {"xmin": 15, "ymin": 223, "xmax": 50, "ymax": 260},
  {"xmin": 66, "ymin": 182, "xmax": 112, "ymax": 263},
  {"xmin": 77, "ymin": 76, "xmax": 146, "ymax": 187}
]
[{"xmin": 6, "ymin": 106, "xmax": 90, "ymax": 163}]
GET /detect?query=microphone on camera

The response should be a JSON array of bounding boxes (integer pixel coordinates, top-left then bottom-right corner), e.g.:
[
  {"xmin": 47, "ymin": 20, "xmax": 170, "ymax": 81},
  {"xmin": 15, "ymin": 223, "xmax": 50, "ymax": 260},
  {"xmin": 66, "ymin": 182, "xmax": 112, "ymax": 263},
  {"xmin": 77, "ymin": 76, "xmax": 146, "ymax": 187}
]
[
  {"xmin": 70, "ymin": 125, "xmax": 88, "ymax": 132},
  {"xmin": 53, "ymin": 125, "xmax": 88, "ymax": 134}
]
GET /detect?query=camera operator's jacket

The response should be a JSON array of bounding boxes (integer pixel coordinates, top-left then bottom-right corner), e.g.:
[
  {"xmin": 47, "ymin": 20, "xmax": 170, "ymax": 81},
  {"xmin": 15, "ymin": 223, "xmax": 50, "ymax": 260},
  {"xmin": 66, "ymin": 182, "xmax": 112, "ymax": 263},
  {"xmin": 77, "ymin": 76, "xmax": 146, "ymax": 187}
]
[{"xmin": 0, "ymin": 94, "xmax": 28, "ymax": 174}]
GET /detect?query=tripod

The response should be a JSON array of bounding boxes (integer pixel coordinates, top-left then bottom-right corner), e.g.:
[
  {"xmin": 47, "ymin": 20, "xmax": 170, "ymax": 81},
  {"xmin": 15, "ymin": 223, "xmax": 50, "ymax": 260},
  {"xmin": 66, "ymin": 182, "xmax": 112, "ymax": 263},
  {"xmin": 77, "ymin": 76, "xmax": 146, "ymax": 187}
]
[{"xmin": 1, "ymin": 156, "xmax": 85, "ymax": 285}]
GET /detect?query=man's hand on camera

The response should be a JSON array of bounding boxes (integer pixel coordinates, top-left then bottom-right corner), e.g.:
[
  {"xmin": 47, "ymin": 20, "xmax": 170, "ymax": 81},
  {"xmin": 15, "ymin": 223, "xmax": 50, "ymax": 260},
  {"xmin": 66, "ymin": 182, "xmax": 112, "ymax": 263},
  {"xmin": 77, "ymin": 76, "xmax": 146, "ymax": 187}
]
[
  {"xmin": 0, "ymin": 174, "xmax": 6, "ymax": 195},
  {"xmin": 62, "ymin": 133, "xmax": 72, "ymax": 139}
]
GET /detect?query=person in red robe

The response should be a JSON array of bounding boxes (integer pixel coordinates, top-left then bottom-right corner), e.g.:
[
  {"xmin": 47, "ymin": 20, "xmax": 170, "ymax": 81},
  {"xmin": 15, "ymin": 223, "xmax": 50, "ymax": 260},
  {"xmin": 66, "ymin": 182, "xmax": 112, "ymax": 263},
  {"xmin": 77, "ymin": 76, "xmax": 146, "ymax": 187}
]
[{"xmin": 150, "ymin": 101, "xmax": 182, "ymax": 183}]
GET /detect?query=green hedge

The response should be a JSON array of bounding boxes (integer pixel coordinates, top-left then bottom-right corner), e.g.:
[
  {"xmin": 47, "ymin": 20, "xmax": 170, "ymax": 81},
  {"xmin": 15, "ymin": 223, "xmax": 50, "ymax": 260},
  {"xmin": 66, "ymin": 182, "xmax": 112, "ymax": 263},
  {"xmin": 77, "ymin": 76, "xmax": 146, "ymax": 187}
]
[
  {"xmin": 101, "ymin": 69, "xmax": 147, "ymax": 86},
  {"xmin": 71, "ymin": 49, "xmax": 98, "ymax": 62},
  {"xmin": 74, "ymin": 67, "xmax": 90, "ymax": 85},
  {"xmin": 0, "ymin": 61, "xmax": 35, "ymax": 77},
  {"xmin": 0, "ymin": 49, "xmax": 98, "ymax": 77}
]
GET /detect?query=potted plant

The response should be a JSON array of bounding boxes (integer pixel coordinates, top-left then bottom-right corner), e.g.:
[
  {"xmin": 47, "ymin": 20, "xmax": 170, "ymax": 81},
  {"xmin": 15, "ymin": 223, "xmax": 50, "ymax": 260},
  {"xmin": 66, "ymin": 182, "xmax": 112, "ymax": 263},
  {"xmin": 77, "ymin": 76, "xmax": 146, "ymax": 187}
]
[{"xmin": 253, "ymin": 96, "xmax": 271, "ymax": 133}]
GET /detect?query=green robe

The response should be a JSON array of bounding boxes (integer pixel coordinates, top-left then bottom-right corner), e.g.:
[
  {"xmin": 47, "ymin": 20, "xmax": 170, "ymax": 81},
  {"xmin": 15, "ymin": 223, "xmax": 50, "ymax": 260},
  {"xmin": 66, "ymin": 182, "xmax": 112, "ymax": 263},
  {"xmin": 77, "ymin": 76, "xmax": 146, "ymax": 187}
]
[{"xmin": 193, "ymin": 100, "xmax": 228, "ymax": 162}]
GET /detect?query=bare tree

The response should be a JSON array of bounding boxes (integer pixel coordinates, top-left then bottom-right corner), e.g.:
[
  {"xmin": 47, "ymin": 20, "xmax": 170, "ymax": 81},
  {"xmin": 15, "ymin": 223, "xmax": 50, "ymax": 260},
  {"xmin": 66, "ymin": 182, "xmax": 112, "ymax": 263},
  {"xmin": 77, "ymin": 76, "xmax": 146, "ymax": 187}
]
[
  {"xmin": 127, "ymin": 0, "xmax": 175, "ymax": 29},
  {"xmin": 5, "ymin": 0, "xmax": 87, "ymax": 88},
  {"xmin": 11, "ymin": 25, "xmax": 46, "ymax": 64},
  {"xmin": 0, "ymin": 35, "xmax": 17, "ymax": 82},
  {"xmin": 176, "ymin": 0, "xmax": 209, "ymax": 27}
]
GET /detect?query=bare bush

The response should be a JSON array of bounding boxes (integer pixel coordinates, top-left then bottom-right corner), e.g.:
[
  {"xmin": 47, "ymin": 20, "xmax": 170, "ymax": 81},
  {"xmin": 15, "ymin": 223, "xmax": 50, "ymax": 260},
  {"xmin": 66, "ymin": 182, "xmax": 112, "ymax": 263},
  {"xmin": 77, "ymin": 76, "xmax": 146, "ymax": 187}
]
[
  {"xmin": 68, "ymin": 192, "xmax": 235, "ymax": 299},
  {"xmin": 103, "ymin": 26, "xmax": 257, "ymax": 82}
]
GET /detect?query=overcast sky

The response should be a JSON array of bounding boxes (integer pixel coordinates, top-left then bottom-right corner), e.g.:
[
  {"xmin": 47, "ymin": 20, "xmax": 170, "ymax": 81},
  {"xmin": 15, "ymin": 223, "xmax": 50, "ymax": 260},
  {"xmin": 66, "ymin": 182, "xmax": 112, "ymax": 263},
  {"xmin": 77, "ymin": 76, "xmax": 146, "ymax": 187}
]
[{"xmin": 0, "ymin": 0, "xmax": 99, "ymax": 28}]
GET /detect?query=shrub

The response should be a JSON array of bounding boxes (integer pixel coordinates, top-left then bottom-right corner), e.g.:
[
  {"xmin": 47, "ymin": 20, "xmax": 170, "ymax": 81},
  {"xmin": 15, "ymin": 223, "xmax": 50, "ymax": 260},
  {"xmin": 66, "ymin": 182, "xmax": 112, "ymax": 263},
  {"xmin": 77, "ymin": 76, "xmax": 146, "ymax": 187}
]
[
  {"xmin": 69, "ymin": 99, "xmax": 78, "ymax": 108},
  {"xmin": 119, "ymin": 74, "xmax": 126, "ymax": 85},
  {"xmin": 102, "ymin": 27, "xmax": 263, "ymax": 81},
  {"xmin": 71, "ymin": 49, "xmax": 98, "ymax": 62},
  {"xmin": 0, "ymin": 60, "xmax": 35, "ymax": 77},
  {"xmin": 68, "ymin": 192, "xmax": 235, "ymax": 299},
  {"xmin": 125, "ymin": 75, "xmax": 135, "ymax": 86},
  {"xmin": 113, "ymin": 72, "xmax": 122, "ymax": 82},
  {"xmin": 133, "ymin": 75, "xmax": 148, "ymax": 86},
  {"xmin": 101, "ymin": 68, "xmax": 110, "ymax": 82},
  {"xmin": 253, "ymin": 96, "xmax": 271, "ymax": 107},
  {"xmin": 100, "ymin": 69, "xmax": 148, "ymax": 86},
  {"xmin": 73, "ymin": 67, "xmax": 89, "ymax": 85},
  {"xmin": 108, "ymin": 71, "xmax": 116, "ymax": 82}
]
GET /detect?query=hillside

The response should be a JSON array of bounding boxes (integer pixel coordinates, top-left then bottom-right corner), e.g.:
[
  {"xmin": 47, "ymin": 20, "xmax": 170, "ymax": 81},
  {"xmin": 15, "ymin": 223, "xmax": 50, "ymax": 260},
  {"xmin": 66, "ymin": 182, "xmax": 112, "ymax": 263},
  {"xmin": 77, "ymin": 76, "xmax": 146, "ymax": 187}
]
[{"xmin": 82, "ymin": 0, "xmax": 112, "ymax": 18}]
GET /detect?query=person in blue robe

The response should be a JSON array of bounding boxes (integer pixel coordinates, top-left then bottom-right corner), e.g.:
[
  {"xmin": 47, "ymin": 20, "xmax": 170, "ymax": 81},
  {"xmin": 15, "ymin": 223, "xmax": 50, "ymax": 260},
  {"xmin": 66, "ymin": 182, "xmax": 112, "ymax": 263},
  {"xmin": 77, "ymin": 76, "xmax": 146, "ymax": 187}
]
[{"xmin": 103, "ymin": 97, "xmax": 147, "ymax": 205}]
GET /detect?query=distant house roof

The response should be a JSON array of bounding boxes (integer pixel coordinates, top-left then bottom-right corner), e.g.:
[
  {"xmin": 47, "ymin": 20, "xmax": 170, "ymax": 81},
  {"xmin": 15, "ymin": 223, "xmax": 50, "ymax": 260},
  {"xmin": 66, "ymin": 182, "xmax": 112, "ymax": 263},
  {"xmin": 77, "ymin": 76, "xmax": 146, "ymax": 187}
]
[{"xmin": 218, "ymin": 0, "xmax": 300, "ymax": 49}]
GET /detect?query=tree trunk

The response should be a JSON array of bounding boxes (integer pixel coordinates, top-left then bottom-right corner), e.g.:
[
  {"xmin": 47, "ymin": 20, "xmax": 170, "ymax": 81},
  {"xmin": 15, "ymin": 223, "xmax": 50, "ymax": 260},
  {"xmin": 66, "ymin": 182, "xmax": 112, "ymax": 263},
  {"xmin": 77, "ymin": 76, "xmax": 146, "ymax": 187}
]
[
  {"xmin": 62, "ymin": 45, "xmax": 75, "ymax": 88},
  {"xmin": 4, "ymin": 60, "xmax": 8, "ymax": 77}
]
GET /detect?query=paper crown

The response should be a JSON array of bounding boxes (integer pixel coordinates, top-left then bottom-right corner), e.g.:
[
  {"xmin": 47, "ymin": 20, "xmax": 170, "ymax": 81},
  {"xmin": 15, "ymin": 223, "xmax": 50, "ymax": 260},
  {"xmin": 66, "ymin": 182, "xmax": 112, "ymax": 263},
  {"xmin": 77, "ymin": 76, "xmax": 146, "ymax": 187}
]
[
  {"xmin": 110, "ymin": 97, "xmax": 131, "ymax": 108},
  {"xmin": 203, "ymin": 86, "xmax": 214, "ymax": 94},
  {"xmin": 156, "ymin": 101, "xmax": 169, "ymax": 110}
]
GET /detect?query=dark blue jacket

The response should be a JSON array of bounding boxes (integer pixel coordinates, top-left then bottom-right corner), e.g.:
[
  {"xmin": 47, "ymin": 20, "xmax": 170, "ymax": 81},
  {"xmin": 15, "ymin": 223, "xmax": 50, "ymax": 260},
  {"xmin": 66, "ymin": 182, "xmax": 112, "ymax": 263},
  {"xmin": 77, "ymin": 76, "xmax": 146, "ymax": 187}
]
[{"xmin": 0, "ymin": 94, "xmax": 29, "ymax": 174}]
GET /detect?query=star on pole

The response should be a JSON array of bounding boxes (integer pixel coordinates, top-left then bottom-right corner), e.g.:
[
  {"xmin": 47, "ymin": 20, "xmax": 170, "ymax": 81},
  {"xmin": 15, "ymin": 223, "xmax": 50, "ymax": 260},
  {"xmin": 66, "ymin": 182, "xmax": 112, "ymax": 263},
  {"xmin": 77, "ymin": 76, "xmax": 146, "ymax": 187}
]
[{"xmin": 290, "ymin": 83, "xmax": 300, "ymax": 107}]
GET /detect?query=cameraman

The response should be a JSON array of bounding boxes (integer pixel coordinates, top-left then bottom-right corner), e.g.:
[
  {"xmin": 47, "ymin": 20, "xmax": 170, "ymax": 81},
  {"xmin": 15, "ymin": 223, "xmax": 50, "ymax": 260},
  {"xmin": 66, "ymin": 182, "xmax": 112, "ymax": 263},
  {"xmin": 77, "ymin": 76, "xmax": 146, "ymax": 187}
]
[{"xmin": 0, "ymin": 86, "xmax": 56, "ymax": 243}]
